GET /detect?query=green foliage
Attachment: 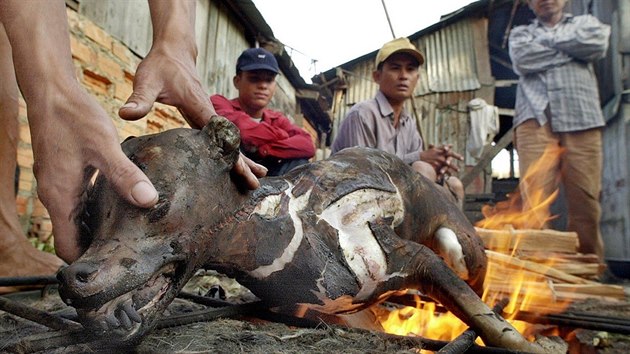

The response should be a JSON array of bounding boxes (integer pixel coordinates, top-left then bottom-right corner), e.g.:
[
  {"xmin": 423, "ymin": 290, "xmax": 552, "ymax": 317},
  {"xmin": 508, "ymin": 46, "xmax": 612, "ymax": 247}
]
[{"xmin": 28, "ymin": 236, "xmax": 56, "ymax": 254}]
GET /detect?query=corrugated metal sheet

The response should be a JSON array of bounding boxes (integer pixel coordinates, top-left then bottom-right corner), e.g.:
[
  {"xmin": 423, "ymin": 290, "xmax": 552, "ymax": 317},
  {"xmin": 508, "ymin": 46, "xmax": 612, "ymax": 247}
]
[
  {"xmin": 594, "ymin": 0, "xmax": 630, "ymax": 260},
  {"xmin": 601, "ymin": 103, "xmax": 630, "ymax": 259},
  {"xmin": 412, "ymin": 91, "xmax": 474, "ymax": 159},
  {"xmin": 420, "ymin": 19, "xmax": 480, "ymax": 94}
]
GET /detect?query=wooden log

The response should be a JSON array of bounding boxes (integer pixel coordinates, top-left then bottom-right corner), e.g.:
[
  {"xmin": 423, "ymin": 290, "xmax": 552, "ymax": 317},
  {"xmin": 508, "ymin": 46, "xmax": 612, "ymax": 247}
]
[
  {"xmin": 485, "ymin": 265, "xmax": 548, "ymax": 284},
  {"xmin": 552, "ymin": 284, "xmax": 627, "ymax": 300},
  {"xmin": 483, "ymin": 280, "xmax": 555, "ymax": 298},
  {"xmin": 0, "ymin": 296, "xmax": 82, "ymax": 331},
  {"xmin": 485, "ymin": 251, "xmax": 595, "ymax": 285},
  {"xmin": 518, "ymin": 253, "xmax": 601, "ymax": 264},
  {"xmin": 475, "ymin": 227, "xmax": 578, "ymax": 253},
  {"xmin": 438, "ymin": 299, "xmax": 510, "ymax": 354},
  {"xmin": 551, "ymin": 263, "xmax": 601, "ymax": 277}
]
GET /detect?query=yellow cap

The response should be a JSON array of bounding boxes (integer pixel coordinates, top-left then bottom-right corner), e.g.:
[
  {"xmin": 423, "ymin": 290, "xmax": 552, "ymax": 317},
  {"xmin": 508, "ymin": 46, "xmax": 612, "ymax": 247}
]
[{"xmin": 374, "ymin": 37, "xmax": 424, "ymax": 67}]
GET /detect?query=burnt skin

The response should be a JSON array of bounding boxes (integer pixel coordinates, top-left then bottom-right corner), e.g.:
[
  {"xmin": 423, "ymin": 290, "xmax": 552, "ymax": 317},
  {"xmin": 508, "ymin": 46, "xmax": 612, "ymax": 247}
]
[{"xmin": 57, "ymin": 117, "xmax": 564, "ymax": 353}]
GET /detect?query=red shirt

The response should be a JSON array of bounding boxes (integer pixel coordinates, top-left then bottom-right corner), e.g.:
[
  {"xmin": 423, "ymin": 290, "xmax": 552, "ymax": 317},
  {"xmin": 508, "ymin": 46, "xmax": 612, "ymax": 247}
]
[{"xmin": 210, "ymin": 95, "xmax": 315, "ymax": 160}]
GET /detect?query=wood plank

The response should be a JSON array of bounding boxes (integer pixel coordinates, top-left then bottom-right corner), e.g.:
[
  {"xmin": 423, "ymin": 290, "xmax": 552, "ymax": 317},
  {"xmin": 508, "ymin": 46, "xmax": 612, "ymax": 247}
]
[
  {"xmin": 553, "ymin": 284, "xmax": 627, "ymax": 300},
  {"xmin": 461, "ymin": 127, "xmax": 514, "ymax": 187},
  {"xmin": 476, "ymin": 227, "xmax": 578, "ymax": 253},
  {"xmin": 485, "ymin": 250, "xmax": 595, "ymax": 285},
  {"xmin": 518, "ymin": 253, "xmax": 601, "ymax": 264},
  {"xmin": 552, "ymin": 263, "xmax": 601, "ymax": 277}
]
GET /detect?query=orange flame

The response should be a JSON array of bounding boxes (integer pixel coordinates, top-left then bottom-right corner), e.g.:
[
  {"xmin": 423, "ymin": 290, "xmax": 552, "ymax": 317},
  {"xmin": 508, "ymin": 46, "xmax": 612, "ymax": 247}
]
[
  {"xmin": 378, "ymin": 144, "xmax": 568, "ymax": 342},
  {"xmin": 476, "ymin": 144, "xmax": 565, "ymax": 230}
]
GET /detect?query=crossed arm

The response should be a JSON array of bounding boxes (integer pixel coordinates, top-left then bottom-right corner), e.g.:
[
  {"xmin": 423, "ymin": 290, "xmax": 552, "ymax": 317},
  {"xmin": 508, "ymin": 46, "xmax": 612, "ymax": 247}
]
[{"xmin": 509, "ymin": 15, "xmax": 610, "ymax": 76}]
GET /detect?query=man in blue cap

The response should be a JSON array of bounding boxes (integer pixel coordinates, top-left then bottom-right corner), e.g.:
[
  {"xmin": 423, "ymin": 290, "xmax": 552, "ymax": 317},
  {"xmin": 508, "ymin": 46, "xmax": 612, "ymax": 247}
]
[{"xmin": 211, "ymin": 47, "xmax": 315, "ymax": 176}]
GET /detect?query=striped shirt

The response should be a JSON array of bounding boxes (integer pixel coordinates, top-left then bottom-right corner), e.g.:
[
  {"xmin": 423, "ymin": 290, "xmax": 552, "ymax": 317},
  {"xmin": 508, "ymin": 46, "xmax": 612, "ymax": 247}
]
[
  {"xmin": 331, "ymin": 90, "xmax": 423, "ymax": 165},
  {"xmin": 508, "ymin": 14, "xmax": 610, "ymax": 132}
]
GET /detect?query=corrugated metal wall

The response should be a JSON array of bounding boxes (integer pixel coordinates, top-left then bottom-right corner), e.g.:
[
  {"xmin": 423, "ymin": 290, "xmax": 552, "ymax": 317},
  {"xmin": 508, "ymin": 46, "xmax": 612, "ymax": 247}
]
[
  {"xmin": 562, "ymin": 0, "xmax": 630, "ymax": 259},
  {"xmin": 421, "ymin": 20, "xmax": 481, "ymax": 94},
  {"xmin": 595, "ymin": 0, "xmax": 630, "ymax": 260},
  {"xmin": 78, "ymin": 0, "xmax": 298, "ymax": 119}
]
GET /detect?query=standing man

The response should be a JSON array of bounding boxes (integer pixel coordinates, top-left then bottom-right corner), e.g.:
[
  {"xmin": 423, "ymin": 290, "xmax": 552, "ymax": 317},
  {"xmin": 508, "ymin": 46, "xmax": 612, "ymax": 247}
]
[
  {"xmin": 332, "ymin": 37, "xmax": 465, "ymax": 205},
  {"xmin": 211, "ymin": 48, "xmax": 315, "ymax": 176},
  {"xmin": 508, "ymin": 0, "xmax": 610, "ymax": 260}
]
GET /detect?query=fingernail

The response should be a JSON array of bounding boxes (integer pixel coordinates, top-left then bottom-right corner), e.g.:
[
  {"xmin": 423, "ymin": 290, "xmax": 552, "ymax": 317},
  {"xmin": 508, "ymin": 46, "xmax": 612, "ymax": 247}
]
[
  {"xmin": 131, "ymin": 181, "xmax": 158, "ymax": 206},
  {"xmin": 121, "ymin": 101, "xmax": 138, "ymax": 109}
]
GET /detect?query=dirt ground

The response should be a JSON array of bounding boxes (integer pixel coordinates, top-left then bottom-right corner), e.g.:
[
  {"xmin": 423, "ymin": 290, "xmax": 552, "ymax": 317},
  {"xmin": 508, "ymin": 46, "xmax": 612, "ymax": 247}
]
[{"xmin": 1, "ymin": 271, "xmax": 630, "ymax": 354}]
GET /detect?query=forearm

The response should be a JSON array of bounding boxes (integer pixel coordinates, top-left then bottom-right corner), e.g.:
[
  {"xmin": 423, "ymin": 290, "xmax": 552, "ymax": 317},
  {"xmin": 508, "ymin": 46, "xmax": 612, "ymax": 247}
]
[
  {"xmin": 147, "ymin": 0, "xmax": 197, "ymax": 58},
  {"xmin": 554, "ymin": 16, "xmax": 610, "ymax": 61},
  {"xmin": 509, "ymin": 42, "xmax": 571, "ymax": 75},
  {"xmin": 259, "ymin": 135, "xmax": 315, "ymax": 159},
  {"xmin": 0, "ymin": 1, "xmax": 80, "ymax": 107}
]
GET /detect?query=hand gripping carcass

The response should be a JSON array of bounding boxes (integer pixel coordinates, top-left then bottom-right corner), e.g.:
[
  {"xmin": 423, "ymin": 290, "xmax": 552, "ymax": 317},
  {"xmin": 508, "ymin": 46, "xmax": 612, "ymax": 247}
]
[{"xmin": 58, "ymin": 117, "xmax": 564, "ymax": 352}]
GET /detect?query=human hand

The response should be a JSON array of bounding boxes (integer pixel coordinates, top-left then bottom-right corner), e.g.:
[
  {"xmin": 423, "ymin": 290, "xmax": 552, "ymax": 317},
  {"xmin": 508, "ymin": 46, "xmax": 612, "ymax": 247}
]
[
  {"xmin": 422, "ymin": 144, "xmax": 463, "ymax": 177},
  {"xmin": 0, "ymin": 0, "xmax": 159, "ymax": 263},
  {"xmin": 119, "ymin": 47, "xmax": 263, "ymax": 189},
  {"xmin": 118, "ymin": 46, "xmax": 213, "ymax": 129},
  {"xmin": 30, "ymin": 90, "xmax": 158, "ymax": 263},
  {"xmin": 232, "ymin": 153, "xmax": 268, "ymax": 189}
]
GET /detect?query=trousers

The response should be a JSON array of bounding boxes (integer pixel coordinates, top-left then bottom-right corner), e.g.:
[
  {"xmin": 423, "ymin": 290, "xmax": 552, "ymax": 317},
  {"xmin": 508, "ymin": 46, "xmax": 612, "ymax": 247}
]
[{"xmin": 515, "ymin": 119, "xmax": 604, "ymax": 260}]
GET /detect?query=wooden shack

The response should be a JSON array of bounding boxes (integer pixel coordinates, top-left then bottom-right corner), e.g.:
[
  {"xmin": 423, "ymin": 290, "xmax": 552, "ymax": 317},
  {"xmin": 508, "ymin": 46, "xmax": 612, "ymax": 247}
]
[{"xmin": 312, "ymin": 0, "xmax": 630, "ymax": 261}]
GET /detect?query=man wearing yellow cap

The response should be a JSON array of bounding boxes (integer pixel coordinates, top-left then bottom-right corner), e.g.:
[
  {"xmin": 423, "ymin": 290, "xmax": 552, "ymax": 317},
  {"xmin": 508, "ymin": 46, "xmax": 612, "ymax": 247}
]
[{"xmin": 332, "ymin": 37, "xmax": 464, "ymax": 205}]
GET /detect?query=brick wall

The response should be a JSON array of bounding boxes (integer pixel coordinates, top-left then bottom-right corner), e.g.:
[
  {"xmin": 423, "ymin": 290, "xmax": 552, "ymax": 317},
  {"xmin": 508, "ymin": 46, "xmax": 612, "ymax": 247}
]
[{"xmin": 15, "ymin": 8, "xmax": 186, "ymax": 242}]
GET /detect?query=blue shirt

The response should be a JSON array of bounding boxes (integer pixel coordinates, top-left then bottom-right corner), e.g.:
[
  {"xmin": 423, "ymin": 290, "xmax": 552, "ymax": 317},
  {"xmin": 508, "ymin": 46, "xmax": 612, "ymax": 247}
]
[{"xmin": 508, "ymin": 14, "xmax": 610, "ymax": 132}]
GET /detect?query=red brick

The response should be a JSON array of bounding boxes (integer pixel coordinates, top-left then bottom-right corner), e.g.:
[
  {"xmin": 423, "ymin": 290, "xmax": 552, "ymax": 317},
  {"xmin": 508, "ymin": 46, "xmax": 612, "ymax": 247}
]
[
  {"xmin": 17, "ymin": 177, "xmax": 32, "ymax": 193},
  {"xmin": 16, "ymin": 150, "xmax": 34, "ymax": 167},
  {"xmin": 114, "ymin": 79, "xmax": 133, "ymax": 101},
  {"xmin": 146, "ymin": 118, "xmax": 164, "ymax": 134},
  {"xmin": 66, "ymin": 8, "xmax": 81, "ymax": 31},
  {"xmin": 18, "ymin": 99, "xmax": 27, "ymax": 118},
  {"xmin": 70, "ymin": 36, "xmax": 97, "ymax": 64},
  {"xmin": 18, "ymin": 123, "xmax": 31, "ymax": 144},
  {"xmin": 31, "ymin": 199, "xmax": 48, "ymax": 218},
  {"xmin": 97, "ymin": 53, "xmax": 124, "ymax": 82},
  {"xmin": 112, "ymin": 41, "xmax": 130, "ymax": 65},
  {"xmin": 82, "ymin": 69, "xmax": 111, "ymax": 96},
  {"xmin": 120, "ymin": 122, "xmax": 145, "ymax": 139},
  {"xmin": 83, "ymin": 21, "xmax": 112, "ymax": 50},
  {"xmin": 15, "ymin": 195, "xmax": 28, "ymax": 215}
]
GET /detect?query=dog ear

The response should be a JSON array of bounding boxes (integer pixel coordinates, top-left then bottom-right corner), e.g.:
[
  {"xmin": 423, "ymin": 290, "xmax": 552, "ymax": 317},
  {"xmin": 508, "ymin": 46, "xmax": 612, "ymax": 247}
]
[{"xmin": 201, "ymin": 116, "xmax": 241, "ymax": 167}]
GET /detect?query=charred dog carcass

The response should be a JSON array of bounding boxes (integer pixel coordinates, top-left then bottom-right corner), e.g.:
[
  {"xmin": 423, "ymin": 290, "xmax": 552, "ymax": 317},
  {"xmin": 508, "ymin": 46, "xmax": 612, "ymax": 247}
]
[{"xmin": 57, "ymin": 117, "xmax": 563, "ymax": 353}]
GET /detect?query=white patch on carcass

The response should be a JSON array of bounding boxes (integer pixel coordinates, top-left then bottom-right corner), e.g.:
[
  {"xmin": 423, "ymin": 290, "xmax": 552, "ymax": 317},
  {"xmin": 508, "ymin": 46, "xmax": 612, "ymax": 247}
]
[
  {"xmin": 249, "ymin": 184, "xmax": 311, "ymax": 279},
  {"xmin": 435, "ymin": 227, "xmax": 469, "ymax": 280},
  {"xmin": 318, "ymin": 183, "xmax": 405, "ymax": 289},
  {"xmin": 252, "ymin": 194, "xmax": 282, "ymax": 217}
]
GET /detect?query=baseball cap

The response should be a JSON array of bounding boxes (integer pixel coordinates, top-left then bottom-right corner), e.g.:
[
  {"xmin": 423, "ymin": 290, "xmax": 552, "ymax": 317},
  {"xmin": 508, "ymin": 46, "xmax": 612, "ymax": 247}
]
[
  {"xmin": 374, "ymin": 37, "xmax": 425, "ymax": 67},
  {"xmin": 236, "ymin": 47, "xmax": 279, "ymax": 74}
]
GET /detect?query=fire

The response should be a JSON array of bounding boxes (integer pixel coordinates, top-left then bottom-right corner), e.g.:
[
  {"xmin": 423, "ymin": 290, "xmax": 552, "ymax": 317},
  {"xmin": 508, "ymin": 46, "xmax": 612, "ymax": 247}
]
[
  {"xmin": 476, "ymin": 144, "xmax": 565, "ymax": 230},
  {"xmin": 378, "ymin": 144, "xmax": 568, "ymax": 343},
  {"xmin": 379, "ymin": 294, "xmax": 464, "ymax": 340}
]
